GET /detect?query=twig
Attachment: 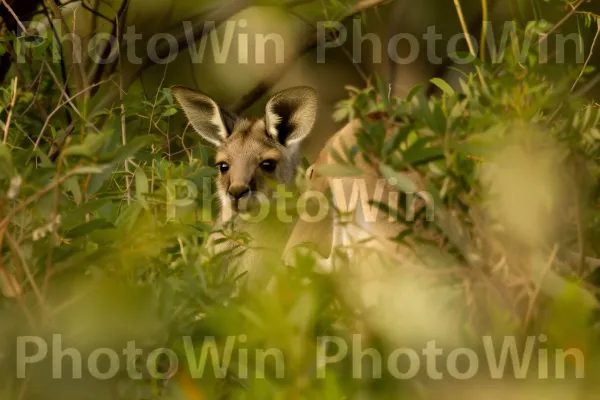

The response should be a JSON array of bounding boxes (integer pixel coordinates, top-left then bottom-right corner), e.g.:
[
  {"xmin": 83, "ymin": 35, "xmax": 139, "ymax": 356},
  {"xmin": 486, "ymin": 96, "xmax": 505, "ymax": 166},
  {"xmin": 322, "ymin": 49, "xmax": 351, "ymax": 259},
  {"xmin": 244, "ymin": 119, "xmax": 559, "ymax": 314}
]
[
  {"xmin": 25, "ymin": 1, "xmax": 82, "ymax": 35},
  {"xmin": 0, "ymin": 268, "xmax": 35, "ymax": 327},
  {"xmin": 453, "ymin": 0, "xmax": 478, "ymax": 57},
  {"xmin": 0, "ymin": 266, "xmax": 21, "ymax": 297},
  {"xmin": 105, "ymin": 0, "xmax": 131, "ymax": 78},
  {"xmin": 116, "ymin": 5, "xmax": 131, "ymax": 205},
  {"xmin": 573, "ymin": 72, "xmax": 600, "ymax": 97},
  {"xmin": 0, "ymin": 166, "xmax": 84, "ymax": 232},
  {"xmin": 292, "ymin": 6, "xmax": 371, "ymax": 84},
  {"xmin": 42, "ymin": 155, "xmax": 63, "ymax": 295},
  {"xmin": 34, "ymin": 79, "xmax": 106, "ymax": 150},
  {"xmin": 538, "ymin": 0, "xmax": 586, "ymax": 45},
  {"xmin": 233, "ymin": 0, "xmax": 391, "ymax": 113},
  {"xmin": 91, "ymin": 0, "xmax": 314, "ymax": 115},
  {"xmin": 480, "ymin": 0, "xmax": 489, "ymax": 62},
  {"xmin": 524, "ymin": 244, "xmax": 559, "ymax": 327},
  {"xmin": 146, "ymin": 65, "xmax": 169, "ymax": 135},
  {"xmin": 232, "ymin": 34, "xmax": 316, "ymax": 114},
  {"xmin": 120, "ymin": 103, "xmax": 131, "ymax": 205},
  {"xmin": 43, "ymin": 59, "xmax": 83, "ymax": 117},
  {"xmin": 43, "ymin": 0, "xmax": 89, "ymax": 95},
  {"xmin": 426, "ymin": 0, "xmax": 499, "ymax": 96},
  {"xmin": 5, "ymin": 232, "xmax": 46, "ymax": 311},
  {"xmin": 0, "ymin": 0, "xmax": 43, "ymax": 83},
  {"xmin": 91, "ymin": 0, "xmax": 249, "ymax": 115},
  {"xmin": 453, "ymin": 0, "xmax": 486, "ymax": 88},
  {"xmin": 3, "ymin": 76, "xmax": 18, "ymax": 144},
  {"xmin": 3, "ymin": 0, "xmax": 85, "ymax": 144},
  {"xmin": 87, "ymin": 0, "xmax": 123, "ymax": 89},
  {"xmin": 89, "ymin": 0, "xmax": 100, "ymax": 33},
  {"xmin": 22, "ymin": 63, "xmax": 46, "ymax": 115},
  {"xmin": 0, "ymin": 230, "xmax": 37, "ymax": 328},
  {"xmin": 41, "ymin": 1, "xmax": 73, "ymax": 126},
  {"xmin": 18, "ymin": 375, "xmax": 30, "ymax": 400},
  {"xmin": 387, "ymin": 0, "xmax": 409, "ymax": 94},
  {"xmin": 80, "ymin": 0, "xmax": 113, "ymax": 23},
  {"xmin": 0, "ymin": 0, "xmax": 29, "ymax": 32},
  {"xmin": 571, "ymin": 18, "xmax": 600, "ymax": 92}
]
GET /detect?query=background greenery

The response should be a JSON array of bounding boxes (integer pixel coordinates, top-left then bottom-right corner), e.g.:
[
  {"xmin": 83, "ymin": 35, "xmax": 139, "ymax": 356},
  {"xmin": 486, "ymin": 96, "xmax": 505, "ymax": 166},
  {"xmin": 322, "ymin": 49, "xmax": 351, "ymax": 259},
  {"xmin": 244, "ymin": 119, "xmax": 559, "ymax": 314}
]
[{"xmin": 1, "ymin": 0, "xmax": 600, "ymax": 399}]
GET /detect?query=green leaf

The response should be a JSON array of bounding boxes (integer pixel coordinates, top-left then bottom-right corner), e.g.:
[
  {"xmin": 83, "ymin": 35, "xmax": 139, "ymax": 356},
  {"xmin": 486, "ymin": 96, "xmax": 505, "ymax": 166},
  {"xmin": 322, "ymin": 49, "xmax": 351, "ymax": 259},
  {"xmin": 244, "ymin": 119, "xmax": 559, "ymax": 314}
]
[
  {"xmin": 115, "ymin": 202, "xmax": 143, "ymax": 231},
  {"xmin": 61, "ymin": 144, "xmax": 91, "ymax": 158},
  {"xmin": 62, "ymin": 199, "xmax": 110, "ymax": 227},
  {"xmin": 0, "ymin": 143, "xmax": 14, "ymax": 179},
  {"xmin": 383, "ymin": 125, "xmax": 413, "ymax": 157},
  {"xmin": 99, "ymin": 135, "xmax": 154, "ymax": 165},
  {"xmin": 379, "ymin": 164, "xmax": 418, "ymax": 193},
  {"xmin": 315, "ymin": 163, "xmax": 363, "ymax": 177},
  {"xmin": 72, "ymin": 165, "xmax": 108, "ymax": 175},
  {"xmin": 402, "ymin": 146, "xmax": 444, "ymax": 166},
  {"xmin": 66, "ymin": 219, "xmax": 115, "ymax": 238},
  {"xmin": 425, "ymin": 182, "xmax": 469, "ymax": 257},
  {"xmin": 62, "ymin": 133, "xmax": 106, "ymax": 158},
  {"xmin": 135, "ymin": 167, "xmax": 149, "ymax": 209},
  {"xmin": 86, "ymin": 166, "xmax": 114, "ymax": 195},
  {"xmin": 332, "ymin": 105, "xmax": 350, "ymax": 122},
  {"xmin": 34, "ymin": 147, "xmax": 53, "ymax": 168},
  {"xmin": 431, "ymin": 102, "xmax": 447, "ymax": 134},
  {"xmin": 160, "ymin": 107, "xmax": 178, "ymax": 118},
  {"xmin": 430, "ymin": 78, "xmax": 455, "ymax": 96},
  {"xmin": 63, "ymin": 176, "xmax": 82, "ymax": 205},
  {"xmin": 405, "ymin": 84, "xmax": 423, "ymax": 102}
]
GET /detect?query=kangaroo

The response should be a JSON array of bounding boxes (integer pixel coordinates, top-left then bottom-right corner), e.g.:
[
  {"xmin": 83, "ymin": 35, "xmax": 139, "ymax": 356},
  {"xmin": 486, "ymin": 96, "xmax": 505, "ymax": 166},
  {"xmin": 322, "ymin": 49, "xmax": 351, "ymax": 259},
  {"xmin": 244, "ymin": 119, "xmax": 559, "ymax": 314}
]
[
  {"xmin": 284, "ymin": 116, "xmax": 417, "ymax": 259},
  {"xmin": 172, "ymin": 85, "xmax": 318, "ymax": 285},
  {"xmin": 283, "ymin": 114, "xmax": 422, "ymax": 306}
]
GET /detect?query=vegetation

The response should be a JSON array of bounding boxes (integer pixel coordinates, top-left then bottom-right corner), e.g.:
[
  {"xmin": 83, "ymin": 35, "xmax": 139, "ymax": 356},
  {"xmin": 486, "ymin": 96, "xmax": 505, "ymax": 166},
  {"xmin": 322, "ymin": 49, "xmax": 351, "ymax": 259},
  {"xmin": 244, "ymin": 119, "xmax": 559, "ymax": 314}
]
[{"xmin": 0, "ymin": 0, "xmax": 599, "ymax": 399}]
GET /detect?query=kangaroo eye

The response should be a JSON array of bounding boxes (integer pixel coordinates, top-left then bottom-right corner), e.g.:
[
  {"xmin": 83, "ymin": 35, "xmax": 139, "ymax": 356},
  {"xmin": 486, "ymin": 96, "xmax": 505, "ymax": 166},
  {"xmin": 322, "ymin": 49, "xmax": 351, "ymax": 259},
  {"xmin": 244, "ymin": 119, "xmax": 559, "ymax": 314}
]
[
  {"xmin": 216, "ymin": 162, "xmax": 229, "ymax": 174},
  {"xmin": 260, "ymin": 159, "xmax": 277, "ymax": 172}
]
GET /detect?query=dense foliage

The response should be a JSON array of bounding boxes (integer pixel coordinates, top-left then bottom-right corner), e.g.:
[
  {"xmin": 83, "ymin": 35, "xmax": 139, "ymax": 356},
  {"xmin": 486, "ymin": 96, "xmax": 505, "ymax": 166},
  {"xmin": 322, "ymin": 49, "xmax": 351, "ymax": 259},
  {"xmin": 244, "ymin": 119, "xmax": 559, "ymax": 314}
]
[{"xmin": 1, "ymin": 0, "xmax": 600, "ymax": 399}]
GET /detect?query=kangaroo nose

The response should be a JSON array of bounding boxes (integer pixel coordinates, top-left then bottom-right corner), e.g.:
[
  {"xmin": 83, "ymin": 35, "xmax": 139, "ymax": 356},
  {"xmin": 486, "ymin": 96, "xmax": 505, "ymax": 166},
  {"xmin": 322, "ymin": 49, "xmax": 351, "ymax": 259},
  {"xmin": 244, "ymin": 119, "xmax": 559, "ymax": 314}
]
[{"xmin": 228, "ymin": 184, "xmax": 250, "ymax": 200}]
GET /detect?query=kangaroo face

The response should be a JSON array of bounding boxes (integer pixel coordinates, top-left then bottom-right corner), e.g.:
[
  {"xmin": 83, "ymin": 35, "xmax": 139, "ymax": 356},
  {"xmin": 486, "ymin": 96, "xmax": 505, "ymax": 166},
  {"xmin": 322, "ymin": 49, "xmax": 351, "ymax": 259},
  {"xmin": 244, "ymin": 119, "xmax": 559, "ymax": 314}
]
[{"xmin": 172, "ymin": 86, "xmax": 318, "ymax": 215}]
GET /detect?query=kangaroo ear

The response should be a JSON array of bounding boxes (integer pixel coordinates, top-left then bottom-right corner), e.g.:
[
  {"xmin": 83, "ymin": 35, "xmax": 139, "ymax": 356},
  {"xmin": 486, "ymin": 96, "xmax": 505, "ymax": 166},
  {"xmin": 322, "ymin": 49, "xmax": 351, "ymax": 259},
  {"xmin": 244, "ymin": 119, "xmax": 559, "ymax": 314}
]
[
  {"xmin": 171, "ymin": 86, "xmax": 237, "ymax": 146},
  {"xmin": 265, "ymin": 86, "xmax": 317, "ymax": 147}
]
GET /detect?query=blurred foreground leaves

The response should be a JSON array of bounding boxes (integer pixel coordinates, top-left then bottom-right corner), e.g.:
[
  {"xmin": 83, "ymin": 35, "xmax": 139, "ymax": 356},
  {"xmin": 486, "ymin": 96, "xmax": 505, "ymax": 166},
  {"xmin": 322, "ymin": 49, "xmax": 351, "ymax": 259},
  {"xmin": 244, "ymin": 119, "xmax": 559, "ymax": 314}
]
[{"xmin": 1, "ymin": 2, "xmax": 600, "ymax": 399}]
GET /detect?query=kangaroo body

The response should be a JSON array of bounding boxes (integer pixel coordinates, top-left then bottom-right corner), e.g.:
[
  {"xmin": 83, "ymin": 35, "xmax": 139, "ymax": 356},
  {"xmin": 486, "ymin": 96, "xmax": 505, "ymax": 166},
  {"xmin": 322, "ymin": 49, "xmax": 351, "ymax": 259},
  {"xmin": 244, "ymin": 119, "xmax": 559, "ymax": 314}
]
[{"xmin": 172, "ymin": 86, "xmax": 318, "ymax": 284}]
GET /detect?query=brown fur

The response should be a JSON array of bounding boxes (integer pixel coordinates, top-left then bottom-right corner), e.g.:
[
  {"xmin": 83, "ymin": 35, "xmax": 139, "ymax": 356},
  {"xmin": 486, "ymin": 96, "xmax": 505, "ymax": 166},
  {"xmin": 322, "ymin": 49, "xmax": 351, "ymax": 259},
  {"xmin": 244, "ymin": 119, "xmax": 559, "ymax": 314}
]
[
  {"xmin": 172, "ymin": 85, "xmax": 318, "ymax": 285},
  {"xmin": 284, "ymin": 116, "xmax": 417, "ymax": 269},
  {"xmin": 213, "ymin": 118, "xmax": 301, "ymax": 218}
]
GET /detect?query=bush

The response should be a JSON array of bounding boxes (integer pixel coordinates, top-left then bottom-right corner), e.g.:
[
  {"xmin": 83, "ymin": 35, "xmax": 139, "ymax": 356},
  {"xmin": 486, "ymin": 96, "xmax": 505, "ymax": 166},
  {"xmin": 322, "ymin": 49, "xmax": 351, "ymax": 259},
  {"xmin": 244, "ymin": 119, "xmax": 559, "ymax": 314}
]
[{"xmin": 1, "ymin": 1, "xmax": 600, "ymax": 399}]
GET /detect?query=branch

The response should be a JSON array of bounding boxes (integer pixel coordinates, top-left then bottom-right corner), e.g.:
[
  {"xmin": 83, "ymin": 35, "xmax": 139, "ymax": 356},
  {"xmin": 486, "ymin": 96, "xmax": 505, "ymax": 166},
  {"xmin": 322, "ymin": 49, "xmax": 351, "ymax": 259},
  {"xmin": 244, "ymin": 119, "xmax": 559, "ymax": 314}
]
[
  {"xmin": 91, "ymin": 0, "xmax": 333, "ymax": 116},
  {"xmin": 232, "ymin": 0, "xmax": 391, "ymax": 114},
  {"xmin": 453, "ymin": 0, "xmax": 486, "ymax": 87},
  {"xmin": 0, "ymin": 0, "xmax": 43, "ymax": 83},
  {"xmin": 24, "ymin": 0, "xmax": 81, "ymax": 35},
  {"xmin": 43, "ymin": 0, "xmax": 89, "ymax": 95},
  {"xmin": 0, "ymin": 165, "xmax": 85, "ymax": 232},
  {"xmin": 538, "ymin": 0, "xmax": 587, "ymax": 45},
  {"xmin": 34, "ymin": 76, "xmax": 105, "ymax": 150},
  {"xmin": 91, "ymin": 0, "xmax": 251, "ymax": 115},
  {"xmin": 2, "ymin": 76, "xmax": 18, "ymax": 144},
  {"xmin": 89, "ymin": 0, "xmax": 128, "ymax": 91},
  {"xmin": 425, "ymin": 0, "xmax": 499, "ymax": 96},
  {"xmin": 387, "ymin": 0, "xmax": 409, "ymax": 93},
  {"xmin": 117, "ymin": 5, "xmax": 131, "ymax": 205},
  {"xmin": 41, "ymin": 2, "xmax": 73, "ymax": 126}
]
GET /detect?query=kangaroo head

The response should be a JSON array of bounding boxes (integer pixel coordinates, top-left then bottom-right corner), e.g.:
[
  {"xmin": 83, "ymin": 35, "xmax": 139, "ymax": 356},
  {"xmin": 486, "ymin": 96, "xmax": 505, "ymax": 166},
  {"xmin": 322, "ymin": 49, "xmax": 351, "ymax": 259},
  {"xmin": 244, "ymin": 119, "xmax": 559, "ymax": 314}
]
[{"xmin": 172, "ymin": 86, "xmax": 318, "ymax": 215}]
